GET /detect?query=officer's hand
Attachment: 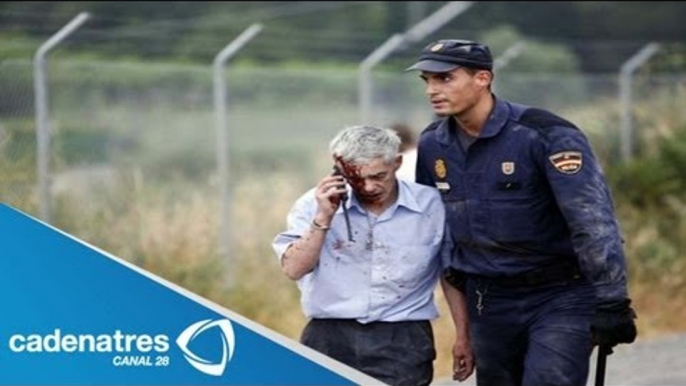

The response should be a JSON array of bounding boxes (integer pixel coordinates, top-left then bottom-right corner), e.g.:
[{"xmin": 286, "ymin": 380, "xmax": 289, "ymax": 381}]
[
  {"xmin": 452, "ymin": 337, "xmax": 474, "ymax": 382},
  {"xmin": 591, "ymin": 299, "xmax": 637, "ymax": 348}
]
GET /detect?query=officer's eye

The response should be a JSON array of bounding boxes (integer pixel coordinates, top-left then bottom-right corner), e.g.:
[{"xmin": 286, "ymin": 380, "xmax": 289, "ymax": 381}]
[{"xmin": 439, "ymin": 74, "xmax": 453, "ymax": 82}]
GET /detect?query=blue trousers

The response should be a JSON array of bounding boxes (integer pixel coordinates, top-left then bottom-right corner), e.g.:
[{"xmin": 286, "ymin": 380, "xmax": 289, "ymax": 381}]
[{"xmin": 467, "ymin": 277, "xmax": 596, "ymax": 386}]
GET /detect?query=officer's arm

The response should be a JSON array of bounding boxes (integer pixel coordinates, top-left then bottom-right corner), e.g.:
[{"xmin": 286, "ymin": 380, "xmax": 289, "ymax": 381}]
[
  {"xmin": 441, "ymin": 277, "xmax": 469, "ymax": 336},
  {"xmin": 436, "ymin": 218, "xmax": 474, "ymax": 381},
  {"xmin": 537, "ymin": 125, "xmax": 629, "ymax": 303},
  {"xmin": 415, "ymin": 141, "xmax": 435, "ymax": 187},
  {"xmin": 441, "ymin": 277, "xmax": 474, "ymax": 381},
  {"xmin": 440, "ymin": 232, "xmax": 473, "ymax": 381},
  {"xmin": 534, "ymin": 119, "xmax": 636, "ymax": 348}
]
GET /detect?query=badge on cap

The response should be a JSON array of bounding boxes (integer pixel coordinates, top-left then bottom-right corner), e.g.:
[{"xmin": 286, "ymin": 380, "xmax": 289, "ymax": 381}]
[
  {"xmin": 501, "ymin": 162, "xmax": 515, "ymax": 175},
  {"xmin": 435, "ymin": 159, "xmax": 447, "ymax": 179},
  {"xmin": 549, "ymin": 151, "xmax": 583, "ymax": 174},
  {"xmin": 430, "ymin": 43, "xmax": 444, "ymax": 52}
]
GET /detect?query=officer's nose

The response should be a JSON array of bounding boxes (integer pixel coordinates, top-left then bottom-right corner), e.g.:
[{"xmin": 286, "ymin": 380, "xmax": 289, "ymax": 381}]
[{"xmin": 426, "ymin": 81, "xmax": 438, "ymax": 97}]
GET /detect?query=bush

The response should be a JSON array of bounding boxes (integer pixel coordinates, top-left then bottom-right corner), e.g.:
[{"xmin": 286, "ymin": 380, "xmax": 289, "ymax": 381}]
[{"xmin": 610, "ymin": 124, "xmax": 686, "ymax": 208}]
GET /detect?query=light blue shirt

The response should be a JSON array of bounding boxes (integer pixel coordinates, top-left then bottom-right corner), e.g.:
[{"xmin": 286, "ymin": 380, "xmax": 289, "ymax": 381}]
[{"xmin": 272, "ymin": 179, "xmax": 448, "ymax": 324}]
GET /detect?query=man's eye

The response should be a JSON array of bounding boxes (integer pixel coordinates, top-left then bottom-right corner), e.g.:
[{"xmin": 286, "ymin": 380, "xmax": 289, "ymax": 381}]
[{"xmin": 440, "ymin": 75, "xmax": 453, "ymax": 82}]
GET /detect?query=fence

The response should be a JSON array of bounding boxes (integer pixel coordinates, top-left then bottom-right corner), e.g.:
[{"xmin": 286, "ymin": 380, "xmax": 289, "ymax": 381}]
[{"xmin": 1, "ymin": 57, "xmax": 685, "ymax": 270}]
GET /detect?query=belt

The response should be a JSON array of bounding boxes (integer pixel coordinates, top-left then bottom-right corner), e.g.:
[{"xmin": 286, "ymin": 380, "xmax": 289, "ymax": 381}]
[{"xmin": 469, "ymin": 260, "xmax": 582, "ymax": 288}]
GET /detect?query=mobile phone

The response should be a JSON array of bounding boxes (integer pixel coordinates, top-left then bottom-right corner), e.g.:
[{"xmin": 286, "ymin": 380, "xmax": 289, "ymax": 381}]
[
  {"xmin": 331, "ymin": 165, "xmax": 349, "ymax": 201},
  {"xmin": 332, "ymin": 165, "xmax": 354, "ymax": 242}
]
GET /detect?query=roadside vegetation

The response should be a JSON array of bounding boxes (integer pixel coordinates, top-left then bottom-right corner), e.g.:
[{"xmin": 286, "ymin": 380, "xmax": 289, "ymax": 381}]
[{"xmin": 1, "ymin": 62, "xmax": 684, "ymax": 379}]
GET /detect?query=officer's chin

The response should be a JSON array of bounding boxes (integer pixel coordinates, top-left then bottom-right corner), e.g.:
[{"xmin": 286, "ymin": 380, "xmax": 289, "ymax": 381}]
[{"xmin": 432, "ymin": 108, "xmax": 450, "ymax": 118}]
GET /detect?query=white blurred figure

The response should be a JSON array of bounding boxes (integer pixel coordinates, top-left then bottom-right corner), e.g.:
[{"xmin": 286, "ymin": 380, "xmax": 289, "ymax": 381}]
[{"xmin": 392, "ymin": 123, "xmax": 418, "ymax": 182}]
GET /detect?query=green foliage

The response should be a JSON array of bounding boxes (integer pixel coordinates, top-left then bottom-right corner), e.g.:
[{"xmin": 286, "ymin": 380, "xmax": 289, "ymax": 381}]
[
  {"xmin": 660, "ymin": 126, "xmax": 686, "ymax": 180},
  {"xmin": 2, "ymin": 59, "xmax": 361, "ymax": 113},
  {"xmin": 610, "ymin": 125, "xmax": 686, "ymax": 208},
  {"xmin": 46, "ymin": 60, "xmax": 212, "ymax": 108},
  {"xmin": 3, "ymin": 2, "xmax": 685, "ymax": 71},
  {"xmin": 225, "ymin": 66, "xmax": 357, "ymax": 108},
  {"xmin": 0, "ymin": 60, "xmax": 34, "ymax": 117},
  {"xmin": 477, "ymin": 25, "xmax": 589, "ymax": 109},
  {"xmin": 0, "ymin": 33, "xmax": 37, "ymax": 60},
  {"xmin": 0, "ymin": 118, "xmax": 37, "ymax": 210},
  {"xmin": 609, "ymin": 124, "xmax": 686, "ymax": 297},
  {"xmin": 55, "ymin": 126, "xmax": 132, "ymax": 166},
  {"xmin": 611, "ymin": 158, "xmax": 676, "ymax": 207},
  {"xmin": 481, "ymin": 25, "xmax": 582, "ymax": 73}
]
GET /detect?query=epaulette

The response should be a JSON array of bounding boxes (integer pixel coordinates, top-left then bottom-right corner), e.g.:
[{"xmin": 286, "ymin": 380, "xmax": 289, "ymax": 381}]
[{"xmin": 517, "ymin": 108, "xmax": 579, "ymax": 138}]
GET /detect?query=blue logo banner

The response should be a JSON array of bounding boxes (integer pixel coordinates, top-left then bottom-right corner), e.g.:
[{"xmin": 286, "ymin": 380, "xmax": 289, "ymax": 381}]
[{"xmin": 0, "ymin": 204, "xmax": 380, "ymax": 385}]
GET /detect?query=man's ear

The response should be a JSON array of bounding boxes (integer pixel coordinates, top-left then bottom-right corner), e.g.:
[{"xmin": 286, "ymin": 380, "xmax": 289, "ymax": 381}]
[{"xmin": 394, "ymin": 154, "xmax": 403, "ymax": 171}]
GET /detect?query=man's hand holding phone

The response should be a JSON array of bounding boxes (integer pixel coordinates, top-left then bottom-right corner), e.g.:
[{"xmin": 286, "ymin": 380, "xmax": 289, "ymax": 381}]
[{"xmin": 313, "ymin": 171, "xmax": 348, "ymax": 227}]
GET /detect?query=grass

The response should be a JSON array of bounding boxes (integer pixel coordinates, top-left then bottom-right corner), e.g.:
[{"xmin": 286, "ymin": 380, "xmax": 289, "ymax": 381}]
[{"xmin": 41, "ymin": 153, "xmax": 686, "ymax": 381}]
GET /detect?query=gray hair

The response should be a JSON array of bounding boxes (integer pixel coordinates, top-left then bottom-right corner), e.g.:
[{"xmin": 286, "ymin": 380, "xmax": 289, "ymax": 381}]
[{"xmin": 329, "ymin": 125, "xmax": 401, "ymax": 165}]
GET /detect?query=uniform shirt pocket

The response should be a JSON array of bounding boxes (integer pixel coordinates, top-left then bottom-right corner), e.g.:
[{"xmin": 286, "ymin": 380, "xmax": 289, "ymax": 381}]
[
  {"xmin": 488, "ymin": 179, "xmax": 538, "ymax": 243},
  {"xmin": 443, "ymin": 188, "xmax": 473, "ymax": 243}
]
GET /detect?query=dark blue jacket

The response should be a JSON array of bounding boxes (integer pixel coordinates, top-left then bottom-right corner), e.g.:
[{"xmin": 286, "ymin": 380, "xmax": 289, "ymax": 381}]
[{"xmin": 416, "ymin": 97, "xmax": 629, "ymax": 303}]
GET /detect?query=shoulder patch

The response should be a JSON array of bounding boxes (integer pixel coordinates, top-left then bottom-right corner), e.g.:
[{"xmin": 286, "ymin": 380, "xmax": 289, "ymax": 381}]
[
  {"xmin": 549, "ymin": 151, "xmax": 582, "ymax": 174},
  {"xmin": 519, "ymin": 108, "xmax": 579, "ymax": 136}
]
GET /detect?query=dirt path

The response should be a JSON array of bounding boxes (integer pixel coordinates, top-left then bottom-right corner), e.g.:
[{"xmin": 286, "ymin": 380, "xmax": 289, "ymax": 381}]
[{"xmin": 432, "ymin": 333, "xmax": 686, "ymax": 386}]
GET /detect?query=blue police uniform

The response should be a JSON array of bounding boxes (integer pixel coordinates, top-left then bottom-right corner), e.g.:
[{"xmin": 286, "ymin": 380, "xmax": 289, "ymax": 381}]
[{"xmin": 416, "ymin": 96, "xmax": 630, "ymax": 386}]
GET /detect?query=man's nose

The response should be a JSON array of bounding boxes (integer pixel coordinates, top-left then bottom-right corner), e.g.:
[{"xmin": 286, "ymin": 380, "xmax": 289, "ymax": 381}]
[{"xmin": 363, "ymin": 180, "xmax": 375, "ymax": 193}]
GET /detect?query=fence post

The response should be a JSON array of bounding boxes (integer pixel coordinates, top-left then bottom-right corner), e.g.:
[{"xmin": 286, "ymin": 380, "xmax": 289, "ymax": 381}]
[
  {"xmin": 619, "ymin": 42, "xmax": 660, "ymax": 162},
  {"xmin": 358, "ymin": 1, "xmax": 474, "ymax": 123},
  {"xmin": 492, "ymin": 41, "xmax": 526, "ymax": 94},
  {"xmin": 213, "ymin": 24, "xmax": 263, "ymax": 278},
  {"xmin": 34, "ymin": 12, "xmax": 90, "ymax": 223}
]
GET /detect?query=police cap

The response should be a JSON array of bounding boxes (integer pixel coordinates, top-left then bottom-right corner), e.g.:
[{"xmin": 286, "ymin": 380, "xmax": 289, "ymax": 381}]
[{"xmin": 405, "ymin": 39, "xmax": 493, "ymax": 72}]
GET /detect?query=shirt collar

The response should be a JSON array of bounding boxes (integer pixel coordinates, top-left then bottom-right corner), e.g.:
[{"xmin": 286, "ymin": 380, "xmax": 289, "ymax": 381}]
[
  {"xmin": 435, "ymin": 95, "xmax": 510, "ymax": 145},
  {"xmin": 395, "ymin": 180, "xmax": 423, "ymax": 213},
  {"xmin": 479, "ymin": 96, "xmax": 510, "ymax": 139}
]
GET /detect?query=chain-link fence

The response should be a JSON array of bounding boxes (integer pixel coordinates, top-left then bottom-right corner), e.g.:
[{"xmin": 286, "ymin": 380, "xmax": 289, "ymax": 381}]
[
  {"xmin": 1, "ymin": 58, "xmax": 685, "ymax": 375},
  {"xmin": 0, "ymin": 61, "xmax": 35, "ymax": 211},
  {"xmin": 1, "ymin": 57, "xmax": 685, "ymax": 264}
]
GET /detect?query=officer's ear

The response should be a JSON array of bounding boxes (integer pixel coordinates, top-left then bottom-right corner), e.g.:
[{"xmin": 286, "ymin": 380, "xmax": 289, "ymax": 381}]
[{"xmin": 474, "ymin": 70, "xmax": 492, "ymax": 88}]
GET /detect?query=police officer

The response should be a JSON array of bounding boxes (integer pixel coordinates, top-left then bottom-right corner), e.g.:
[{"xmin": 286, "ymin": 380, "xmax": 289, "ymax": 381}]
[{"xmin": 406, "ymin": 39, "xmax": 637, "ymax": 386}]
